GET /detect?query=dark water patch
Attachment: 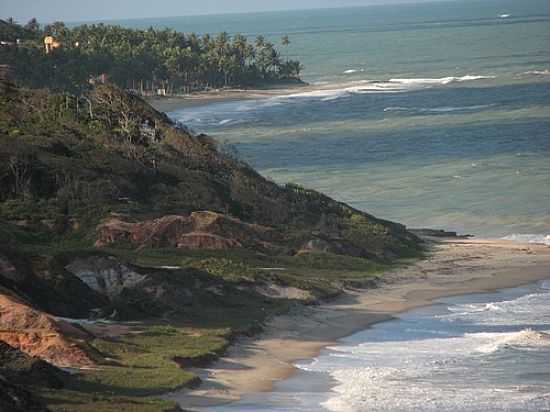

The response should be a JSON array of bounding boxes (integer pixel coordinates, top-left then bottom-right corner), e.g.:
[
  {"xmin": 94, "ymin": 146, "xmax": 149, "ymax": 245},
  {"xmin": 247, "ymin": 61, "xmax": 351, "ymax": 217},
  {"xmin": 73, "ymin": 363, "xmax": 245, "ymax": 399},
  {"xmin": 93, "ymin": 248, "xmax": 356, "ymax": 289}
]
[{"xmin": 236, "ymin": 120, "xmax": 550, "ymax": 171}]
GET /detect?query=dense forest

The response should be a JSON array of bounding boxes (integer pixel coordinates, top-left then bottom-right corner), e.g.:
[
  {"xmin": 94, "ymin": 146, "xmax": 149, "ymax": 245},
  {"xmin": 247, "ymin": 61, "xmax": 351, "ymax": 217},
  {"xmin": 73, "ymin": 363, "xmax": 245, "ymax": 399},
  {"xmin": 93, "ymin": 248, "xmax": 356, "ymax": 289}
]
[{"xmin": 0, "ymin": 18, "xmax": 303, "ymax": 93}]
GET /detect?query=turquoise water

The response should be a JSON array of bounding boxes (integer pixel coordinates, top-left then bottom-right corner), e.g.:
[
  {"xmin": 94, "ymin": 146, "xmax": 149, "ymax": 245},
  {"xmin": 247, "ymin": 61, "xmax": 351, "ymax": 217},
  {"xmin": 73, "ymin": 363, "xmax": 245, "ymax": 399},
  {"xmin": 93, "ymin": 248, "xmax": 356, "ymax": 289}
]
[{"xmin": 137, "ymin": 0, "xmax": 550, "ymax": 238}]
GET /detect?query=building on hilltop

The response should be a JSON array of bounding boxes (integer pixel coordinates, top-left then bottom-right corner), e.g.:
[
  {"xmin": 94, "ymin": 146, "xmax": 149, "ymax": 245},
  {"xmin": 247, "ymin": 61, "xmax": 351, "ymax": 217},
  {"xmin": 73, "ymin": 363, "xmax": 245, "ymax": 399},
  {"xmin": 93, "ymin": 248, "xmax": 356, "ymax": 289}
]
[
  {"xmin": 44, "ymin": 36, "xmax": 61, "ymax": 53},
  {"xmin": 89, "ymin": 73, "xmax": 110, "ymax": 85}
]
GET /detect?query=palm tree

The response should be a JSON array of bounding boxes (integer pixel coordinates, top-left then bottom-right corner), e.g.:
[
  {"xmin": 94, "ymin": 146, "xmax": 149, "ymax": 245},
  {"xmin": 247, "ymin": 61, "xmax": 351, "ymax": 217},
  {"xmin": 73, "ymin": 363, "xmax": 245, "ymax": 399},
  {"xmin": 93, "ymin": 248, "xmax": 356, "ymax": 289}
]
[
  {"xmin": 281, "ymin": 35, "xmax": 290, "ymax": 46},
  {"xmin": 255, "ymin": 35, "xmax": 265, "ymax": 49},
  {"xmin": 24, "ymin": 18, "xmax": 40, "ymax": 33},
  {"xmin": 281, "ymin": 35, "xmax": 290, "ymax": 62}
]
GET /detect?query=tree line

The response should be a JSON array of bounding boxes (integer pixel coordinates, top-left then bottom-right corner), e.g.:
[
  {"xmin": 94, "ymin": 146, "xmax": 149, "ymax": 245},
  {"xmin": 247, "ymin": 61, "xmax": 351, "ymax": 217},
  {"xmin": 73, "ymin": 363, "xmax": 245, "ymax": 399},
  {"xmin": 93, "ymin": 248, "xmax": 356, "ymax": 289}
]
[{"xmin": 0, "ymin": 18, "xmax": 303, "ymax": 94}]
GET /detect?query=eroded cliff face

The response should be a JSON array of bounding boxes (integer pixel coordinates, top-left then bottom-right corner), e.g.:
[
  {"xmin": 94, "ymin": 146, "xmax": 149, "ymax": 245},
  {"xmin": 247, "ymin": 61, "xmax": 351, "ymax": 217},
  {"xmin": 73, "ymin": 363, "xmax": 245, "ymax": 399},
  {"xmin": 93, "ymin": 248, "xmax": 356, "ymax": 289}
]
[
  {"xmin": 64, "ymin": 255, "xmax": 197, "ymax": 318},
  {"xmin": 95, "ymin": 211, "xmax": 278, "ymax": 251},
  {"xmin": 0, "ymin": 294, "xmax": 96, "ymax": 368},
  {"xmin": 0, "ymin": 255, "xmax": 95, "ymax": 367},
  {"xmin": 65, "ymin": 256, "xmax": 148, "ymax": 299}
]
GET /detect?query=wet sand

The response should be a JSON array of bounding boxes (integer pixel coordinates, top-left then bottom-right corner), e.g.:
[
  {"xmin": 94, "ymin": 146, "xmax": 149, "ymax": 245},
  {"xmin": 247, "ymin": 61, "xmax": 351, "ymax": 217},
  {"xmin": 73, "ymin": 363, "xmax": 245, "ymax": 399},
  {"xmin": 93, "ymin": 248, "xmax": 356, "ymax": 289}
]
[{"xmin": 163, "ymin": 238, "xmax": 550, "ymax": 409}]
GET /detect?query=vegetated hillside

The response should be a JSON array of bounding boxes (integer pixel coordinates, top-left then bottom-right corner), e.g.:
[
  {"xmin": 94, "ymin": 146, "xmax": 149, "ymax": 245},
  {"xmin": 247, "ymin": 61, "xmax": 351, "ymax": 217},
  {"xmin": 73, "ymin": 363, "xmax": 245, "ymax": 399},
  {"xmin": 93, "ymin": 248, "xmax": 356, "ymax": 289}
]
[
  {"xmin": 0, "ymin": 81, "xmax": 418, "ymax": 260},
  {"xmin": 0, "ymin": 81, "xmax": 421, "ymax": 412}
]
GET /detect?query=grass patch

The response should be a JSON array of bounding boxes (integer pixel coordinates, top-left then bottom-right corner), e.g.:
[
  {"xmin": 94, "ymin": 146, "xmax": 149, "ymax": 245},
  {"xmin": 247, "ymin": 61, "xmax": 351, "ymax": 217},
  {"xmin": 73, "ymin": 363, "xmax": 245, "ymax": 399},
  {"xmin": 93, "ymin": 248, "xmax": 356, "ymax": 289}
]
[
  {"xmin": 86, "ymin": 324, "xmax": 227, "ymax": 396},
  {"xmin": 40, "ymin": 323, "xmax": 231, "ymax": 412}
]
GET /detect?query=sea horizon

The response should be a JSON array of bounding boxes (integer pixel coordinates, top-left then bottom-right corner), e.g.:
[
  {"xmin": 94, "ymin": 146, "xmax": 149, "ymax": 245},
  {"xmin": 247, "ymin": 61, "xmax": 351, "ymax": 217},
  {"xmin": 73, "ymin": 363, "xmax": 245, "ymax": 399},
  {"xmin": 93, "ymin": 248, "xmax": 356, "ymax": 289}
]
[{"xmin": 65, "ymin": 0, "xmax": 461, "ymax": 27}]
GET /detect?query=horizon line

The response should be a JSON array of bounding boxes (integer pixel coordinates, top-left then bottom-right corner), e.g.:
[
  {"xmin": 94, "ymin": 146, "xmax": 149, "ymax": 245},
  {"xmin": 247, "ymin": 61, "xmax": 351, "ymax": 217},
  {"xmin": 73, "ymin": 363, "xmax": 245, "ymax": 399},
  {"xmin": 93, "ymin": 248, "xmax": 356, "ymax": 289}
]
[{"xmin": 4, "ymin": 0, "xmax": 456, "ymax": 26}]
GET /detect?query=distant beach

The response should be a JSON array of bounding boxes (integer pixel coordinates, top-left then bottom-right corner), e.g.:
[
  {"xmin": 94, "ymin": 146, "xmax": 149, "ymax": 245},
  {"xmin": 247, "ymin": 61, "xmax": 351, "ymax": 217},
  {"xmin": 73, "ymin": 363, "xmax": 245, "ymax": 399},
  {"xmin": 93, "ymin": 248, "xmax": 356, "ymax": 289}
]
[{"xmin": 148, "ymin": 82, "xmax": 309, "ymax": 112}]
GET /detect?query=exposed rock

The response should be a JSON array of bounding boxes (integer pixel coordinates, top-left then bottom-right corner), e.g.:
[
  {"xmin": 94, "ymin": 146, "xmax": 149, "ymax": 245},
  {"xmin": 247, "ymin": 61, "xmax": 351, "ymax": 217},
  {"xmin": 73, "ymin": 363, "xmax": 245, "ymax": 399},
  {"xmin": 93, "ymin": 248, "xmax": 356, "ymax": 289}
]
[
  {"xmin": 297, "ymin": 238, "xmax": 363, "ymax": 257},
  {"xmin": 176, "ymin": 232, "xmax": 241, "ymax": 249},
  {"xmin": 254, "ymin": 283, "xmax": 313, "ymax": 301},
  {"xmin": 95, "ymin": 211, "xmax": 276, "ymax": 251},
  {"xmin": 64, "ymin": 255, "xmax": 199, "ymax": 318},
  {"xmin": 65, "ymin": 256, "xmax": 147, "ymax": 299},
  {"xmin": 0, "ymin": 294, "xmax": 95, "ymax": 368}
]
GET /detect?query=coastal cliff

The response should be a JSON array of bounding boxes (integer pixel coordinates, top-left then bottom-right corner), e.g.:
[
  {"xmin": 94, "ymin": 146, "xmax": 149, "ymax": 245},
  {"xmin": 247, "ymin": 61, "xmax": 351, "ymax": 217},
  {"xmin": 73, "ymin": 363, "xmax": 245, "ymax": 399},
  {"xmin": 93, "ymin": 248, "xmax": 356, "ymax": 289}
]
[{"xmin": 0, "ymin": 82, "xmax": 421, "ymax": 411}]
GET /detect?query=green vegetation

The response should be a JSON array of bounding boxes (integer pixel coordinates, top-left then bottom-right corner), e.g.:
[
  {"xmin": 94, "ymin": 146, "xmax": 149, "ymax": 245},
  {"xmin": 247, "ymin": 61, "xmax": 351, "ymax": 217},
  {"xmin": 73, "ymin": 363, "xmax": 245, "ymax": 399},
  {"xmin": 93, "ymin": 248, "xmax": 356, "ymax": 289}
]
[
  {"xmin": 0, "ymin": 75, "xmax": 422, "ymax": 411},
  {"xmin": 0, "ymin": 18, "xmax": 303, "ymax": 94}
]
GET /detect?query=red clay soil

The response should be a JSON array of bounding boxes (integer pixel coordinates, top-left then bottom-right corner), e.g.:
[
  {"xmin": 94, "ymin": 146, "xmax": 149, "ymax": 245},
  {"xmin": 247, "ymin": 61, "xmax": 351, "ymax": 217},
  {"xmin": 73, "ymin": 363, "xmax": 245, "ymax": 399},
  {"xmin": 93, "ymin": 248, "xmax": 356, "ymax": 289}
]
[
  {"xmin": 0, "ymin": 294, "xmax": 96, "ymax": 368},
  {"xmin": 95, "ymin": 211, "xmax": 277, "ymax": 250}
]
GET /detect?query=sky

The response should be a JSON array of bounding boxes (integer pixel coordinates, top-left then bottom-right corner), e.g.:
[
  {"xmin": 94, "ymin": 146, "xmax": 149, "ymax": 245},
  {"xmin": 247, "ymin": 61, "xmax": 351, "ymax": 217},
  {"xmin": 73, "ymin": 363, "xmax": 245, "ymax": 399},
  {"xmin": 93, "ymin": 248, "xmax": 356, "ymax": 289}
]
[{"xmin": 1, "ymin": 0, "xmax": 435, "ymax": 23}]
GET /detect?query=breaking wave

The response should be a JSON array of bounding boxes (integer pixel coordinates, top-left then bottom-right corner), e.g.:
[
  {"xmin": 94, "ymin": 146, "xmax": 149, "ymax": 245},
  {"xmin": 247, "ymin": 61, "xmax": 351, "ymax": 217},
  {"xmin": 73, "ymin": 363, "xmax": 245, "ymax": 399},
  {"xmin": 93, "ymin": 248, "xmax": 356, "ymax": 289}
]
[
  {"xmin": 282, "ymin": 75, "xmax": 496, "ymax": 101},
  {"xmin": 502, "ymin": 233, "xmax": 550, "ymax": 245},
  {"xmin": 474, "ymin": 329, "xmax": 550, "ymax": 354},
  {"xmin": 383, "ymin": 104, "xmax": 494, "ymax": 113},
  {"xmin": 297, "ymin": 283, "xmax": 550, "ymax": 412},
  {"xmin": 524, "ymin": 69, "xmax": 550, "ymax": 76},
  {"xmin": 313, "ymin": 327, "xmax": 550, "ymax": 412},
  {"xmin": 387, "ymin": 75, "xmax": 495, "ymax": 86},
  {"xmin": 343, "ymin": 69, "xmax": 365, "ymax": 74}
]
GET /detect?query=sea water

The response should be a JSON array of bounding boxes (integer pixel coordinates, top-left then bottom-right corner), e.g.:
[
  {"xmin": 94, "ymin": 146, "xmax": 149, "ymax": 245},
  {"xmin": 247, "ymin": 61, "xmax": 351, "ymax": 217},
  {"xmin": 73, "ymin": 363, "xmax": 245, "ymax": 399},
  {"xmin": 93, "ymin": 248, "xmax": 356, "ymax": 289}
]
[
  {"xmin": 113, "ymin": 1, "xmax": 550, "ymax": 409},
  {"xmin": 117, "ymin": 0, "xmax": 550, "ymax": 240},
  {"xmin": 201, "ymin": 281, "xmax": 550, "ymax": 412}
]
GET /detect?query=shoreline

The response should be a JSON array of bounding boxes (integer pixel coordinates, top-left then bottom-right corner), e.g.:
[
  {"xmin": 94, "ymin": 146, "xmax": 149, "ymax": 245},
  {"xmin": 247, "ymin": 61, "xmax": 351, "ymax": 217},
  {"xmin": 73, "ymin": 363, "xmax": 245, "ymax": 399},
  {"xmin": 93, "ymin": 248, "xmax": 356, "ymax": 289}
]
[
  {"xmin": 164, "ymin": 237, "xmax": 550, "ymax": 409},
  {"xmin": 147, "ymin": 82, "xmax": 311, "ymax": 113}
]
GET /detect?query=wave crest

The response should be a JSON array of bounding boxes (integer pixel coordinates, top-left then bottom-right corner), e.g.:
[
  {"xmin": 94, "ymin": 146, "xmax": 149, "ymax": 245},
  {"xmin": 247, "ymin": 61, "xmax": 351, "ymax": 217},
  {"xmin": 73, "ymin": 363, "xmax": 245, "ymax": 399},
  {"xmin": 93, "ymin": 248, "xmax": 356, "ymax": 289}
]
[
  {"xmin": 502, "ymin": 233, "xmax": 550, "ymax": 245},
  {"xmin": 475, "ymin": 329, "xmax": 550, "ymax": 354},
  {"xmin": 383, "ymin": 104, "xmax": 493, "ymax": 114}
]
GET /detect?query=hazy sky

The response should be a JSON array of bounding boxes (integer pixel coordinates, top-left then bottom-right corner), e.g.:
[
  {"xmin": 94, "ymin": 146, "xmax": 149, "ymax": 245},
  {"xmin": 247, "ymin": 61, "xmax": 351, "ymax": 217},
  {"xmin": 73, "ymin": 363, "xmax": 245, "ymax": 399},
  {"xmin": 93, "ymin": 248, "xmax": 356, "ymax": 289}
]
[{"xmin": 1, "ymin": 0, "xmax": 433, "ymax": 23}]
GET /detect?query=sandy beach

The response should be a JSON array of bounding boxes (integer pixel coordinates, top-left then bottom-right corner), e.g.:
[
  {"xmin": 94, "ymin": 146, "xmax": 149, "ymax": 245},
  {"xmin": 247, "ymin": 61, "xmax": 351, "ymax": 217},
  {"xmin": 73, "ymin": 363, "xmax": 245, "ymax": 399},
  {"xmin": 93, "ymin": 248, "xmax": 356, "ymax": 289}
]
[
  {"xmin": 148, "ymin": 83, "xmax": 310, "ymax": 113},
  {"xmin": 164, "ymin": 237, "xmax": 550, "ymax": 409}
]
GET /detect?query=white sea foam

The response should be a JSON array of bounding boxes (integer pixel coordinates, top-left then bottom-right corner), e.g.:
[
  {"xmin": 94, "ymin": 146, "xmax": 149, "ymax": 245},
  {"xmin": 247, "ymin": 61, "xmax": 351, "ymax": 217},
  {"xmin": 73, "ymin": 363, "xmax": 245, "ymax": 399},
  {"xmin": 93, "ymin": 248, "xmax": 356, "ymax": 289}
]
[
  {"xmin": 296, "ymin": 285, "xmax": 550, "ymax": 412},
  {"xmin": 322, "ymin": 365, "xmax": 549, "ymax": 412},
  {"xmin": 475, "ymin": 329, "xmax": 550, "ymax": 354},
  {"xmin": 343, "ymin": 69, "xmax": 365, "ymax": 74},
  {"xmin": 502, "ymin": 233, "xmax": 550, "ymax": 245},
  {"xmin": 170, "ymin": 74, "xmax": 497, "ymax": 126},
  {"xmin": 279, "ymin": 75, "xmax": 495, "ymax": 102},
  {"xmin": 499, "ymin": 14, "xmax": 511, "ymax": 19},
  {"xmin": 388, "ymin": 75, "xmax": 495, "ymax": 86},
  {"xmin": 524, "ymin": 69, "xmax": 550, "ymax": 76},
  {"xmin": 383, "ymin": 104, "xmax": 493, "ymax": 113},
  {"xmin": 312, "ymin": 328, "xmax": 550, "ymax": 412},
  {"xmin": 441, "ymin": 291, "xmax": 550, "ymax": 326}
]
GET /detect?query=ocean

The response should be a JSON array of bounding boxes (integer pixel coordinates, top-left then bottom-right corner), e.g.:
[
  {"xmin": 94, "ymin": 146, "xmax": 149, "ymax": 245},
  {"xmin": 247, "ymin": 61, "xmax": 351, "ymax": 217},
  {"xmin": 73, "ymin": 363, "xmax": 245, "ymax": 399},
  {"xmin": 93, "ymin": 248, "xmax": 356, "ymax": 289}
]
[
  {"xmin": 113, "ymin": 0, "xmax": 550, "ymax": 410},
  {"xmin": 117, "ymin": 0, "xmax": 550, "ymax": 240},
  {"xmin": 204, "ymin": 281, "xmax": 550, "ymax": 412}
]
